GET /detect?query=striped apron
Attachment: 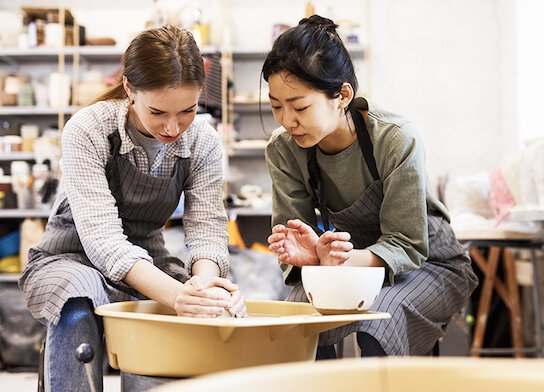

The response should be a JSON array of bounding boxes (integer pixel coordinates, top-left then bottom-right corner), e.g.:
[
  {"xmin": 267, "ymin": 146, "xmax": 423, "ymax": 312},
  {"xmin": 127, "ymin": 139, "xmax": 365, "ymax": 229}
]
[
  {"xmin": 19, "ymin": 130, "xmax": 189, "ymax": 326},
  {"xmin": 287, "ymin": 99, "xmax": 478, "ymax": 355}
]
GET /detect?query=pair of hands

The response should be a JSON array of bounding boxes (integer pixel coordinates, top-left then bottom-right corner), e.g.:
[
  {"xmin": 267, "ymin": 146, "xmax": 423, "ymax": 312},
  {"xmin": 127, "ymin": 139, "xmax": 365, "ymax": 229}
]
[
  {"xmin": 173, "ymin": 275, "xmax": 247, "ymax": 318},
  {"xmin": 267, "ymin": 219, "xmax": 353, "ymax": 266}
]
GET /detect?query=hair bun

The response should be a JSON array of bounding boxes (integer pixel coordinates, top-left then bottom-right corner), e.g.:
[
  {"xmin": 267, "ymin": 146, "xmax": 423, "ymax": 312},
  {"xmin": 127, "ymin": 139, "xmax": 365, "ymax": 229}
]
[{"xmin": 299, "ymin": 15, "xmax": 338, "ymax": 33}]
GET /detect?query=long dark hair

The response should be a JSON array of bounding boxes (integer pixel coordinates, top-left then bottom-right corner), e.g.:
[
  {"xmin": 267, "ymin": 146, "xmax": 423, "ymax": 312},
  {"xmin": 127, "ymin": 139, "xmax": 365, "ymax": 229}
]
[
  {"xmin": 90, "ymin": 25, "xmax": 206, "ymax": 104},
  {"xmin": 262, "ymin": 15, "xmax": 358, "ymax": 100}
]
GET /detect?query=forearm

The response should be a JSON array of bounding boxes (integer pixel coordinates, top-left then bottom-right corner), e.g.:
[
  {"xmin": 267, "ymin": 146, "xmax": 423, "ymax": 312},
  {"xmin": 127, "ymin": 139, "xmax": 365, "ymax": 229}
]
[
  {"xmin": 191, "ymin": 258, "xmax": 221, "ymax": 280},
  {"xmin": 343, "ymin": 249, "xmax": 388, "ymax": 268},
  {"xmin": 123, "ymin": 259, "xmax": 185, "ymax": 309}
]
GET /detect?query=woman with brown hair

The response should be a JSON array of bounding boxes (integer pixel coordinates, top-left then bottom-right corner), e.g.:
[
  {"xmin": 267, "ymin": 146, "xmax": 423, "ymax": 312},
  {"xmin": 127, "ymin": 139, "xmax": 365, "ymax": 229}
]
[{"xmin": 19, "ymin": 25, "xmax": 245, "ymax": 391}]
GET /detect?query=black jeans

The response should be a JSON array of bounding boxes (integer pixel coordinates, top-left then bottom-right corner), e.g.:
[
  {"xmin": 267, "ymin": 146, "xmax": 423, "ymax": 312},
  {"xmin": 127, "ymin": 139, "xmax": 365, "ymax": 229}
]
[{"xmin": 316, "ymin": 332, "xmax": 386, "ymax": 360}]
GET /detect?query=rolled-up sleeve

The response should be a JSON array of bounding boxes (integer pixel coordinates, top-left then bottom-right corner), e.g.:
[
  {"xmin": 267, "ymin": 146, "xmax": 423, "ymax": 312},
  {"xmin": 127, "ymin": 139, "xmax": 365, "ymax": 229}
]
[
  {"xmin": 266, "ymin": 131, "xmax": 318, "ymax": 285},
  {"xmin": 182, "ymin": 125, "xmax": 229, "ymax": 277},
  {"xmin": 366, "ymin": 123, "xmax": 429, "ymax": 284}
]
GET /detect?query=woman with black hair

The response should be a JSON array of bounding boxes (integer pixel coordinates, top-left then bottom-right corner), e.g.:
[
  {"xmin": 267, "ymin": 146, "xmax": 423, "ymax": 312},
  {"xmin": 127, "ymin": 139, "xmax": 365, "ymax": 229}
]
[{"xmin": 264, "ymin": 15, "xmax": 477, "ymax": 357}]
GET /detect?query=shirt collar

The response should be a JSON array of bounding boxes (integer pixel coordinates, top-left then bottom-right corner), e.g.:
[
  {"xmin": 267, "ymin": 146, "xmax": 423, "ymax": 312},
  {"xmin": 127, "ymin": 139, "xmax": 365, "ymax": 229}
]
[{"xmin": 117, "ymin": 99, "xmax": 137, "ymax": 155}]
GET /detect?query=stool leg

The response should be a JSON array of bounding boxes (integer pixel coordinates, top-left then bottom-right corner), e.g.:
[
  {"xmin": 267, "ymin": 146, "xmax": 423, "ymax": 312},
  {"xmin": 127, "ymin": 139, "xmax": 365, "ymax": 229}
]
[
  {"xmin": 531, "ymin": 249, "xmax": 543, "ymax": 357},
  {"xmin": 37, "ymin": 339, "xmax": 45, "ymax": 392},
  {"xmin": 471, "ymin": 247, "xmax": 501, "ymax": 357},
  {"xmin": 503, "ymin": 247, "xmax": 524, "ymax": 358}
]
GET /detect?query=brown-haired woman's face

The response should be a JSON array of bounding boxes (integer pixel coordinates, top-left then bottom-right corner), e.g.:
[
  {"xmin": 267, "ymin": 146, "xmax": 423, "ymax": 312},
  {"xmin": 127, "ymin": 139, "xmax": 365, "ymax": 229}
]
[{"xmin": 129, "ymin": 86, "xmax": 200, "ymax": 143}]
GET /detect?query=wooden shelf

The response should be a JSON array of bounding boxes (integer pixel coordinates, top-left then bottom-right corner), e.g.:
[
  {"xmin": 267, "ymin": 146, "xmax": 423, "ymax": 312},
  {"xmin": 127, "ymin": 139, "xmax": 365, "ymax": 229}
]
[
  {"xmin": 231, "ymin": 102, "xmax": 272, "ymax": 113},
  {"xmin": 0, "ymin": 45, "xmax": 219, "ymax": 64},
  {"xmin": 0, "ymin": 209, "xmax": 51, "ymax": 218},
  {"xmin": 0, "ymin": 106, "xmax": 79, "ymax": 115},
  {"xmin": 229, "ymin": 140, "xmax": 267, "ymax": 157},
  {"xmin": 0, "ymin": 273, "xmax": 20, "ymax": 283},
  {"xmin": 0, "ymin": 152, "xmax": 36, "ymax": 161},
  {"xmin": 231, "ymin": 44, "xmax": 365, "ymax": 60},
  {"xmin": 229, "ymin": 207, "xmax": 271, "ymax": 216}
]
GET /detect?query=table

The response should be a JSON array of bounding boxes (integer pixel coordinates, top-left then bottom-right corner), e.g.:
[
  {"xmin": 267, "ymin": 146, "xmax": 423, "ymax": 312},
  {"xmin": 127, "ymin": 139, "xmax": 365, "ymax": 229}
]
[{"xmin": 456, "ymin": 230, "xmax": 543, "ymax": 357}]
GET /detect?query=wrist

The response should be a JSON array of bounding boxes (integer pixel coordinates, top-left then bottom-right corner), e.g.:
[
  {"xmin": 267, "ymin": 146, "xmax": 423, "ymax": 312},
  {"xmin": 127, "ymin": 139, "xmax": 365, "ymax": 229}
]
[{"xmin": 192, "ymin": 259, "xmax": 220, "ymax": 280}]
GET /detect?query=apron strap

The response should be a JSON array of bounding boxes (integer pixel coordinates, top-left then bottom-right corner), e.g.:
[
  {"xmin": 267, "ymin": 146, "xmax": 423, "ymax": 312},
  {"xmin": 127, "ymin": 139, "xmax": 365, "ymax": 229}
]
[
  {"xmin": 308, "ymin": 146, "xmax": 330, "ymax": 230},
  {"xmin": 105, "ymin": 130, "xmax": 124, "ymax": 205},
  {"xmin": 351, "ymin": 98, "xmax": 380, "ymax": 181},
  {"xmin": 307, "ymin": 97, "xmax": 380, "ymax": 231}
]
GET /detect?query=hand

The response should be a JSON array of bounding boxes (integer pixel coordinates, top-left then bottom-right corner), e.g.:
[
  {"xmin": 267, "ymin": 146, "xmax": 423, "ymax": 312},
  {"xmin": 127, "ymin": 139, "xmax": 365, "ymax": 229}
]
[
  {"xmin": 226, "ymin": 287, "xmax": 247, "ymax": 318},
  {"xmin": 199, "ymin": 276, "xmax": 247, "ymax": 318},
  {"xmin": 317, "ymin": 231, "xmax": 353, "ymax": 266},
  {"xmin": 200, "ymin": 277, "xmax": 247, "ymax": 318},
  {"xmin": 267, "ymin": 219, "xmax": 319, "ymax": 267},
  {"xmin": 173, "ymin": 276, "xmax": 232, "ymax": 318}
]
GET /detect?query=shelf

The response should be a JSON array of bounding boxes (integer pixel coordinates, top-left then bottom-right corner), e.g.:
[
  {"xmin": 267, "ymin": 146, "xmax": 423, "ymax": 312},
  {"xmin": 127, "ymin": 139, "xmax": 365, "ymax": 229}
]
[
  {"xmin": 232, "ymin": 48, "xmax": 270, "ymax": 60},
  {"xmin": 231, "ymin": 102, "xmax": 272, "ymax": 113},
  {"xmin": 229, "ymin": 149, "xmax": 266, "ymax": 158},
  {"xmin": 229, "ymin": 140, "xmax": 267, "ymax": 157},
  {"xmin": 0, "ymin": 152, "xmax": 36, "ymax": 161},
  {"xmin": 0, "ymin": 106, "xmax": 79, "ymax": 115},
  {"xmin": 0, "ymin": 46, "xmax": 121, "ymax": 62},
  {"xmin": 0, "ymin": 45, "xmax": 219, "ymax": 64},
  {"xmin": 231, "ymin": 44, "xmax": 365, "ymax": 60},
  {"xmin": 229, "ymin": 207, "xmax": 271, "ymax": 216},
  {"xmin": 0, "ymin": 273, "xmax": 20, "ymax": 283},
  {"xmin": 0, "ymin": 209, "xmax": 51, "ymax": 218}
]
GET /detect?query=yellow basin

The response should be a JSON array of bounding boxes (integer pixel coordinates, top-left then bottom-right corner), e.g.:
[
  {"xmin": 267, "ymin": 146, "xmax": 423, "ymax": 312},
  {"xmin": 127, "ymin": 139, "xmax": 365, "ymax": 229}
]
[{"xmin": 95, "ymin": 299, "xmax": 390, "ymax": 377}]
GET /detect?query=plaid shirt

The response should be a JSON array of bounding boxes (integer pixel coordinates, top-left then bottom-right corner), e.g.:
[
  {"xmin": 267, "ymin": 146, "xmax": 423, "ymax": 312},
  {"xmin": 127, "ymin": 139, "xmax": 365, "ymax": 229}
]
[{"xmin": 53, "ymin": 98, "xmax": 229, "ymax": 281}]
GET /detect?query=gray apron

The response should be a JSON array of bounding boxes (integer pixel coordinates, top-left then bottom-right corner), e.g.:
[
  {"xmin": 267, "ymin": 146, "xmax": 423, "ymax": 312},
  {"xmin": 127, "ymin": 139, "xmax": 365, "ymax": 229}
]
[
  {"xmin": 287, "ymin": 98, "xmax": 478, "ymax": 355},
  {"xmin": 19, "ymin": 130, "xmax": 190, "ymax": 326}
]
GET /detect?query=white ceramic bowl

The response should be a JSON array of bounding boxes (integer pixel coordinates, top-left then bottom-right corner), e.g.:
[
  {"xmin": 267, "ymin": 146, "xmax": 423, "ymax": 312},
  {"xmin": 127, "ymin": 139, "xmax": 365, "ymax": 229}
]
[{"xmin": 301, "ymin": 266, "xmax": 385, "ymax": 315}]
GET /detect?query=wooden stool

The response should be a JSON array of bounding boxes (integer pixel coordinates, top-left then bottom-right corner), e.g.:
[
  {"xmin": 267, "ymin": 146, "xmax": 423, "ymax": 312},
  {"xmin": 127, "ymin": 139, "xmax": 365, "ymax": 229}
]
[{"xmin": 460, "ymin": 234, "xmax": 543, "ymax": 358}]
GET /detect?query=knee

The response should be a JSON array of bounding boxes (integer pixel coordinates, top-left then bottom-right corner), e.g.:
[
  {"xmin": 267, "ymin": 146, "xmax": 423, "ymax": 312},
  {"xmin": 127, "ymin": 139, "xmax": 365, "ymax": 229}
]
[
  {"xmin": 357, "ymin": 332, "xmax": 386, "ymax": 357},
  {"xmin": 58, "ymin": 297, "xmax": 96, "ymax": 329}
]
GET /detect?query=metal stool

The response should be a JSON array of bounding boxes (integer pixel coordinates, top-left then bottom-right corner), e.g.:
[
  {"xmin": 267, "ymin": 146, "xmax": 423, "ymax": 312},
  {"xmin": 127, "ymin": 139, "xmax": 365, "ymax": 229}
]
[
  {"xmin": 121, "ymin": 372, "xmax": 183, "ymax": 392},
  {"xmin": 463, "ymin": 238, "xmax": 543, "ymax": 357}
]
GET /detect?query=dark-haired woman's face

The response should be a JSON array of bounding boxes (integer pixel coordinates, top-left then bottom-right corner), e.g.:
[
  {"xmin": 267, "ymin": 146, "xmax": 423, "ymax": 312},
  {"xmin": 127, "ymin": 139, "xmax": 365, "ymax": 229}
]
[
  {"xmin": 129, "ymin": 86, "xmax": 200, "ymax": 144},
  {"xmin": 268, "ymin": 72, "xmax": 344, "ymax": 151}
]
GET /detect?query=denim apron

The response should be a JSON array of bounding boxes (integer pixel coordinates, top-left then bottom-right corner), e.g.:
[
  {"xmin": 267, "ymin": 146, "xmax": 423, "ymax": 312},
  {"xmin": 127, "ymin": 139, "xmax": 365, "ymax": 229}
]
[
  {"xmin": 287, "ymin": 98, "xmax": 478, "ymax": 355},
  {"xmin": 19, "ymin": 129, "xmax": 189, "ymax": 326}
]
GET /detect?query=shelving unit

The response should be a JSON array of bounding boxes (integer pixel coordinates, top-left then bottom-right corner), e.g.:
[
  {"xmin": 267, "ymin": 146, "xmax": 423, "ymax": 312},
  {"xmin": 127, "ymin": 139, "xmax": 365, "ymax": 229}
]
[{"xmin": 0, "ymin": 0, "xmax": 371, "ymax": 232}]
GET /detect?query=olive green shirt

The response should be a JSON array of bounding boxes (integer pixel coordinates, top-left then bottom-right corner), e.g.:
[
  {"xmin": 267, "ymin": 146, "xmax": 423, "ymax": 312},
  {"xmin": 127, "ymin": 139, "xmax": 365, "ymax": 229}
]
[{"xmin": 265, "ymin": 101, "xmax": 450, "ymax": 285}]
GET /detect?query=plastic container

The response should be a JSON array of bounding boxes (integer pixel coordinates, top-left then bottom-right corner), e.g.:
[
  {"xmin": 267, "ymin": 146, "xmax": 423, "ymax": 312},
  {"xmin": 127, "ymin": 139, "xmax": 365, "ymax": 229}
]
[
  {"xmin": 20, "ymin": 124, "xmax": 39, "ymax": 152},
  {"xmin": 0, "ymin": 230, "xmax": 20, "ymax": 259},
  {"xmin": 95, "ymin": 300, "xmax": 389, "ymax": 377},
  {"xmin": 3, "ymin": 135, "xmax": 22, "ymax": 153},
  {"xmin": 32, "ymin": 163, "xmax": 50, "ymax": 209},
  {"xmin": 10, "ymin": 161, "xmax": 31, "ymax": 209}
]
